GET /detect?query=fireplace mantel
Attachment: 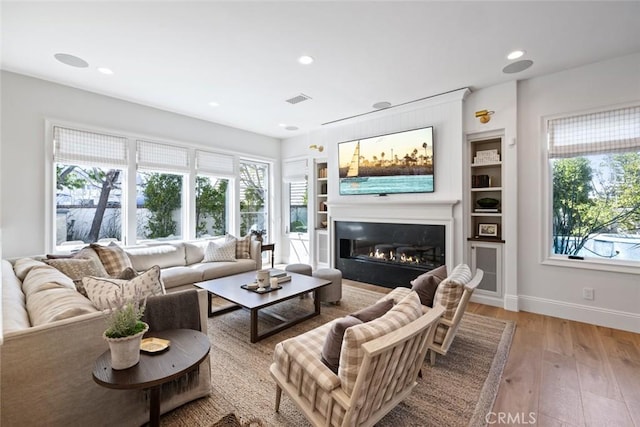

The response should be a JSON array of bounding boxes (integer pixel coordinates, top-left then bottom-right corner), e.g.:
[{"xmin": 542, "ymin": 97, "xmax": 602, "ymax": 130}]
[{"xmin": 328, "ymin": 199, "xmax": 460, "ymax": 222}]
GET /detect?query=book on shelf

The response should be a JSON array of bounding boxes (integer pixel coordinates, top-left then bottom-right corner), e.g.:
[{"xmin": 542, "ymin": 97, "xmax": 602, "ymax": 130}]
[
  {"xmin": 474, "ymin": 208, "xmax": 500, "ymax": 213},
  {"xmin": 471, "ymin": 174, "xmax": 492, "ymax": 188}
]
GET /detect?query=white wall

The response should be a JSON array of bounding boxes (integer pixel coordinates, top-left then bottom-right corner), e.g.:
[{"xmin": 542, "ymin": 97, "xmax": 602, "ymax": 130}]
[
  {"xmin": 283, "ymin": 89, "xmax": 469, "ymax": 268},
  {"xmin": 517, "ymin": 53, "xmax": 640, "ymax": 332},
  {"xmin": 0, "ymin": 71, "xmax": 281, "ymax": 257}
]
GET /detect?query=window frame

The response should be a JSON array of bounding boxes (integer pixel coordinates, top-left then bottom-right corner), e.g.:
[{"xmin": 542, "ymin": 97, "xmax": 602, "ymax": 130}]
[
  {"xmin": 45, "ymin": 119, "xmax": 274, "ymax": 253},
  {"xmin": 540, "ymin": 103, "xmax": 640, "ymax": 275}
]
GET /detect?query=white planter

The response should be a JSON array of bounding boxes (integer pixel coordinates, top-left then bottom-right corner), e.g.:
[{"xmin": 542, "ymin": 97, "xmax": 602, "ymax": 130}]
[{"xmin": 104, "ymin": 322, "xmax": 149, "ymax": 370}]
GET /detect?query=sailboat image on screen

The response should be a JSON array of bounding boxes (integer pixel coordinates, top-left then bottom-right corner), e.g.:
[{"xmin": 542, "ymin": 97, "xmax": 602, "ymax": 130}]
[
  {"xmin": 343, "ymin": 141, "xmax": 369, "ymax": 183},
  {"xmin": 338, "ymin": 126, "xmax": 435, "ymax": 196}
]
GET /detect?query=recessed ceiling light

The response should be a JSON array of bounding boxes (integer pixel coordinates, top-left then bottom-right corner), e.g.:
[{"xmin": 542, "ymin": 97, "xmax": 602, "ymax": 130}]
[
  {"xmin": 54, "ymin": 53, "xmax": 89, "ymax": 68},
  {"xmin": 285, "ymin": 126, "xmax": 299, "ymax": 131},
  {"xmin": 503, "ymin": 59, "xmax": 534, "ymax": 74},
  {"xmin": 298, "ymin": 55, "xmax": 314, "ymax": 65},
  {"xmin": 278, "ymin": 123, "xmax": 287, "ymax": 128},
  {"xmin": 372, "ymin": 101, "xmax": 392, "ymax": 110},
  {"xmin": 97, "ymin": 67, "xmax": 114, "ymax": 75},
  {"xmin": 507, "ymin": 50, "xmax": 525, "ymax": 60},
  {"xmin": 208, "ymin": 101, "xmax": 220, "ymax": 107}
]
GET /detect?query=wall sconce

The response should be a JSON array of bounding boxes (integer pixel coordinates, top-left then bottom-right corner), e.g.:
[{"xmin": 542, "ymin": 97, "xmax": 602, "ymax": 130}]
[
  {"xmin": 475, "ymin": 110, "xmax": 494, "ymax": 124},
  {"xmin": 309, "ymin": 144, "xmax": 324, "ymax": 152}
]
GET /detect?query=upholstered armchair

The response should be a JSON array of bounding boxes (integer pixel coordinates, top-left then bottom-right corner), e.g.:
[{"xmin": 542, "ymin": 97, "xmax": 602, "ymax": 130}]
[
  {"xmin": 270, "ymin": 291, "xmax": 444, "ymax": 427},
  {"xmin": 386, "ymin": 264, "xmax": 483, "ymax": 365}
]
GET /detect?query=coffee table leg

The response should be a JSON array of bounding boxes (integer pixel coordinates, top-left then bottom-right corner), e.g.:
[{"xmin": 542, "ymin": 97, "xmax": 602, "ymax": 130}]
[
  {"xmin": 314, "ymin": 289, "xmax": 321, "ymax": 315},
  {"xmin": 149, "ymin": 385, "xmax": 161, "ymax": 427},
  {"xmin": 250, "ymin": 309, "xmax": 258, "ymax": 343}
]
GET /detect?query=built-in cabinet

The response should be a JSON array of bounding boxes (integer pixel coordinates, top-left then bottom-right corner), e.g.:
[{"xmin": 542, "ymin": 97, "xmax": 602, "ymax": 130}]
[
  {"xmin": 313, "ymin": 159, "xmax": 330, "ymax": 268},
  {"xmin": 467, "ymin": 135, "xmax": 504, "ymax": 299}
]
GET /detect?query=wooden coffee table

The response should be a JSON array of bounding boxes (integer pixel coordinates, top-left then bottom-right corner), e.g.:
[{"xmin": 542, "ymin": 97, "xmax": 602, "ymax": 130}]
[
  {"xmin": 92, "ymin": 329, "xmax": 210, "ymax": 427},
  {"xmin": 195, "ymin": 271, "xmax": 331, "ymax": 343}
]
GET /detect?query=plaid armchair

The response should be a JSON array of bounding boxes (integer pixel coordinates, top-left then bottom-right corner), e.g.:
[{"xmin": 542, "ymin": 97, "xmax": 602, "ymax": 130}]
[
  {"xmin": 269, "ymin": 291, "xmax": 444, "ymax": 427},
  {"xmin": 385, "ymin": 264, "xmax": 483, "ymax": 365}
]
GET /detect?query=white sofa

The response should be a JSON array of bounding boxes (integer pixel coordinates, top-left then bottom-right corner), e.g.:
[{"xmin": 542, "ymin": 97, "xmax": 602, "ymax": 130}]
[{"xmin": 0, "ymin": 238, "xmax": 262, "ymax": 426}]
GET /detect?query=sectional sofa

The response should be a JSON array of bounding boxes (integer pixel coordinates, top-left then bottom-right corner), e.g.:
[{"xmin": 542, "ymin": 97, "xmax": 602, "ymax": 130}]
[{"xmin": 0, "ymin": 238, "xmax": 262, "ymax": 426}]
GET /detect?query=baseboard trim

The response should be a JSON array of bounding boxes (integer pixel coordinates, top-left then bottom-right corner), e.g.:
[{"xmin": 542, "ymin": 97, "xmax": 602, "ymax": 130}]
[
  {"xmin": 518, "ymin": 295, "xmax": 640, "ymax": 333},
  {"xmin": 470, "ymin": 293, "xmax": 503, "ymax": 308}
]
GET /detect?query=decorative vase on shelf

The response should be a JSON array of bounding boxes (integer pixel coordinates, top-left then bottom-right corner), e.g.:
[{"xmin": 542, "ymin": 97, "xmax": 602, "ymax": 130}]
[{"xmin": 104, "ymin": 322, "xmax": 149, "ymax": 370}]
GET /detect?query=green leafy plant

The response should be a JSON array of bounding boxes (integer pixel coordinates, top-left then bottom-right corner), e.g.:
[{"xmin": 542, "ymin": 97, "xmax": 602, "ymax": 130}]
[{"xmin": 104, "ymin": 287, "xmax": 147, "ymax": 339}]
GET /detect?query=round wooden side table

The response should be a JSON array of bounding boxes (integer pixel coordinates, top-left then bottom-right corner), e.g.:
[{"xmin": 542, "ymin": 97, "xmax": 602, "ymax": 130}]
[{"xmin": 92, "ymin": 328, "xmax": 210, "ymax": 427}]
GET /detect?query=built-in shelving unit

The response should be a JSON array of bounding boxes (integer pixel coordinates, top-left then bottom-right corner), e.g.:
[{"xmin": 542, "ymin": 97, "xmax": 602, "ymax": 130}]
[
  {"xmin": 467, "ymin": 135, "xmax": 504, "ymax": 298},
  {"xmin": 313, "ymin": 159, "xmax": 329, "ymax": 268}
]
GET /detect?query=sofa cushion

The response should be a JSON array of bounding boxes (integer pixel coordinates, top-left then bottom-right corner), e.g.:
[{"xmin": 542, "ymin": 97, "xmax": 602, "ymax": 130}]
[
  {"xmin": 26, "ymin": 287, "xmax": 99, "ymax": 326},
  {"xmin": 160, "ymin": 266, "xmax": 204, "ymax": 289},
  {"xmin": 13, "ymin": 258, "xmax": 48, "ymax": 281},
  {"xmin": 44, "ymin": 258, "xmax": 107, "ymax": 294},
  {"xmin": 2, "ymin": 260, "xmax": 31, "ymax": 331},
  {"xmin": 125, "ymin": 244, "xmax": 187, "ymax": 271},
  {"xmin": 203, "ymin": 239, "xmax": 236, "ymax": 262},
  {"xmin": 72, "ymin": 247, "xmax": 111, "ymax": 278},
  {"xmin": 90, "ymin": 243, "xmax": 134, "ymax": 276},
  {"xmin": 83, "ymin": 265, "xmax": 165, "ymax": 310},
  {"xmin": 22, "ymin": 265, "xmax": 76, "ymax": 298},
  {"xmin": 228, "ymin": 234, "xmax": 251, "ymax": 259},
  {"xmin": 339, "ymin": 291, "xmax": 422, "ymax": 396},
  {"xmin": 433, "ymin": 263, "xmax": 472, "ymax": 320},
  {"xmin": 190, "ymin": 259, "xmax": 257, "ymax": 281},
  {"xmin": 410, "ymin": 264, "xmax": 448, "ymax": 307},
  {"xmin": 350, "ymin": 299, "xmax": 394, "ymax": 323},
  {"xmin": 321, "ymin": 315, "xmax": 363, "ymax": 373}
]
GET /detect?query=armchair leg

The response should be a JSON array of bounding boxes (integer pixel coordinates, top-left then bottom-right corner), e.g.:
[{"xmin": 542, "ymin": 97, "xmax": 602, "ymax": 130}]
[
  {"xmin": 275, "ymin": 385, "xmax": 282, "ymax": 412},
  {"xmin": 429, "ymin": 349, "xmax": 436, "ymax": 366}
]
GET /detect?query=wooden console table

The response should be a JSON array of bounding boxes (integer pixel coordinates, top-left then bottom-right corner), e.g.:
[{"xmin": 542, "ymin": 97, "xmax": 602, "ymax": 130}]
[
  {"xmin": 261, "ymin": 242, "xmax": 275, "ymax": 268},
  {"xmin": 92, "ymin": 329, "xmax": 210, "ymax": 427}
]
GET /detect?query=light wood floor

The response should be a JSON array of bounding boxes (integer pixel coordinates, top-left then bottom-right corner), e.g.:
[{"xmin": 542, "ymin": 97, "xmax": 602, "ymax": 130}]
[{"xmin": 344, "ymin": 279, "xmax": 640, "ymax": 427}]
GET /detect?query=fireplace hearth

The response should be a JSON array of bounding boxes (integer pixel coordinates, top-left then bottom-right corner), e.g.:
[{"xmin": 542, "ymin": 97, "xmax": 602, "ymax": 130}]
[{"xmin": 335, "ymin": 221, "xmax": 445, "ymax": 289}]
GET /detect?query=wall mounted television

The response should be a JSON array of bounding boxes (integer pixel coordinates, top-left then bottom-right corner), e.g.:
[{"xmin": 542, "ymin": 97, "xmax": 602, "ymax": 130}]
[{"xmin": 338, "ymin": 126, "xmax": 434, "ymax": 195}]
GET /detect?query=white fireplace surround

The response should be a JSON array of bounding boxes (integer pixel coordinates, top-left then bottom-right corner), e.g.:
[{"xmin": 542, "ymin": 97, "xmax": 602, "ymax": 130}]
[{"xmin": 328, "ymin": 199, "xmax": 459, "ymax": 273}]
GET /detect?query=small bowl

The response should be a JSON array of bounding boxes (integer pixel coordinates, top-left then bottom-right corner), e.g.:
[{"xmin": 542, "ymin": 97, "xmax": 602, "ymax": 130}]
[{"xmin": 246, "ymin": 282, "xmax": 259, "ymax": 290}]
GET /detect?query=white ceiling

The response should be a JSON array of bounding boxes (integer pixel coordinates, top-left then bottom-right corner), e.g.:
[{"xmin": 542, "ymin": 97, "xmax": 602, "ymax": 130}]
[{"xmin": 2, "ymin": 1, "xmax": 640, "ymax": 139}]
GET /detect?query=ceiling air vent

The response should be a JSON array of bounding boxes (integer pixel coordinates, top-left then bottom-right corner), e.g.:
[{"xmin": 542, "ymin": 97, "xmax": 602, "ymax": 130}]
[{"xmin": 285, "ymin": 93, "xmax": 312, "ymax": 105}]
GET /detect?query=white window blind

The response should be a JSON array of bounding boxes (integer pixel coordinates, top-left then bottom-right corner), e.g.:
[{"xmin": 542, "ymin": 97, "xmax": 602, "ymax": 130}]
[
  {"xmin": 548, "ymin": 105, "xmax": 640, "ymax": 158},
  {"xmin": 137, "ymin": 140, "xmax": 189, "ymax": 172},
  {"xmin": 195, "ymin": 150, "xmax": 235, "ymax": 177},
  {"xmin": 282, "ymin": 159, "xmax": 308, "ymax": 182},
  {"xmin": 53, "ymin": 126, "xmax": 128, "ymax": 167}
]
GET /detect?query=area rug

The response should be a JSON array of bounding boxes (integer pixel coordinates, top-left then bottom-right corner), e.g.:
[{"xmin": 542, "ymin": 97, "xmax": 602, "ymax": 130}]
[{"xmin": 160, "ymin": 285, "xmax": 515, "ymax": 427}]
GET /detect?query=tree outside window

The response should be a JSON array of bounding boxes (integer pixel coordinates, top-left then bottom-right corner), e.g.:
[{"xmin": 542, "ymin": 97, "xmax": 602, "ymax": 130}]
[
  {"xmin": 195, "ymin": 175, "xmax": 228, "ymax": 238},
  {"xmin": 239, "ymin": 161, "xmax": 269, "ymax": 239},
  {"xmin": 55, "ymin": 164, "xmax": 122, "ymax": 245},
  {"xmin": 549, "ymin": 106, "xmax": 640, "ymax": 262}
]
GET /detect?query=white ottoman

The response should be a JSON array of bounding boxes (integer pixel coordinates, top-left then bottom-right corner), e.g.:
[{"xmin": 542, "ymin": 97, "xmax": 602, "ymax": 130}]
[{"xmin": 312, "ymin": 268, "xmax": 342, "ymax": 304}]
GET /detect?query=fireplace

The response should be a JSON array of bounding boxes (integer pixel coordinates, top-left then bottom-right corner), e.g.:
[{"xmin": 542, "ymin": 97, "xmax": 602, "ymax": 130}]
[{"xmin": 335, "ymin": 221, "xmax": 446, "ymax": 289}]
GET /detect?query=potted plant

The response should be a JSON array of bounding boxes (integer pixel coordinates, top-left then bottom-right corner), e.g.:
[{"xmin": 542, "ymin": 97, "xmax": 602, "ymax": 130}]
[{"xmin": 103, "ymin": 288, "xmax": 149, "ymax": 370}]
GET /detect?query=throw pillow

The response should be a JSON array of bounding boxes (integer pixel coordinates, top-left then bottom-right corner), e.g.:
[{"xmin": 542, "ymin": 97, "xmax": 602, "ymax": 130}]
[
  {"xmin": 350, "ymin": 299, "xmax": 394, "ymax": 323},
  {"xmin": 117, "ymin": 267, "xmax": 138, "ymax": 280},
  {"xmin": 83, "ymin": 265, "xmax": 164, "ymax": 311},
  {"xmin": 203, "ymin": 240, "xmax": 237, "ymax": 262},
  {"xmin": 89, "ymin": 243, "xmax": 134, "ymax": 277},
  {"xmin": 321, "ymin": 315, "xmax": 363, "ymax": 373},
  {"xmin": 410, "ymin": 264, "xmax": 448, "ymax": 307},
  {"xmin": 433, "ymin": 263, "xmax": 472, "ymax": 320},
  {"xmin": 227, "ymin": 234, "xmax": 251, "ymax": 259},
  {"xmin": 73, "ymin": 247, "xmax": 110, "ymax": 277},
  {"xmin": 44, "ymin": 258, "xmax": 108, "ymax": 296}
]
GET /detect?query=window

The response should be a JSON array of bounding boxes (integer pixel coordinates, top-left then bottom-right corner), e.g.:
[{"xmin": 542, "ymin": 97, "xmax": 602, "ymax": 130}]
[
  {"xmin": 136, "ymin": 140, "xmax": 189, "ymax": 242},
  {"xmin": 48, "ymin": 123, "xmax": 273, "ymax": 252},
  {"xmin": 547, "ymin": 105, "xmax": 640, "ymax": 264},
  {"xmin": 239, "ymin": 160, "xmax": 269, "ymax": 240},
  {"xmin": 289, "ymin": 181, "xmax": 308, "ymax": 232},
  {"xmin": 195, "ymin": 150, "xmax": 234, "ymax": 238},
  {"xmin": 53, "ymin": 126, "xmax": 127, "ymax": 248}
]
